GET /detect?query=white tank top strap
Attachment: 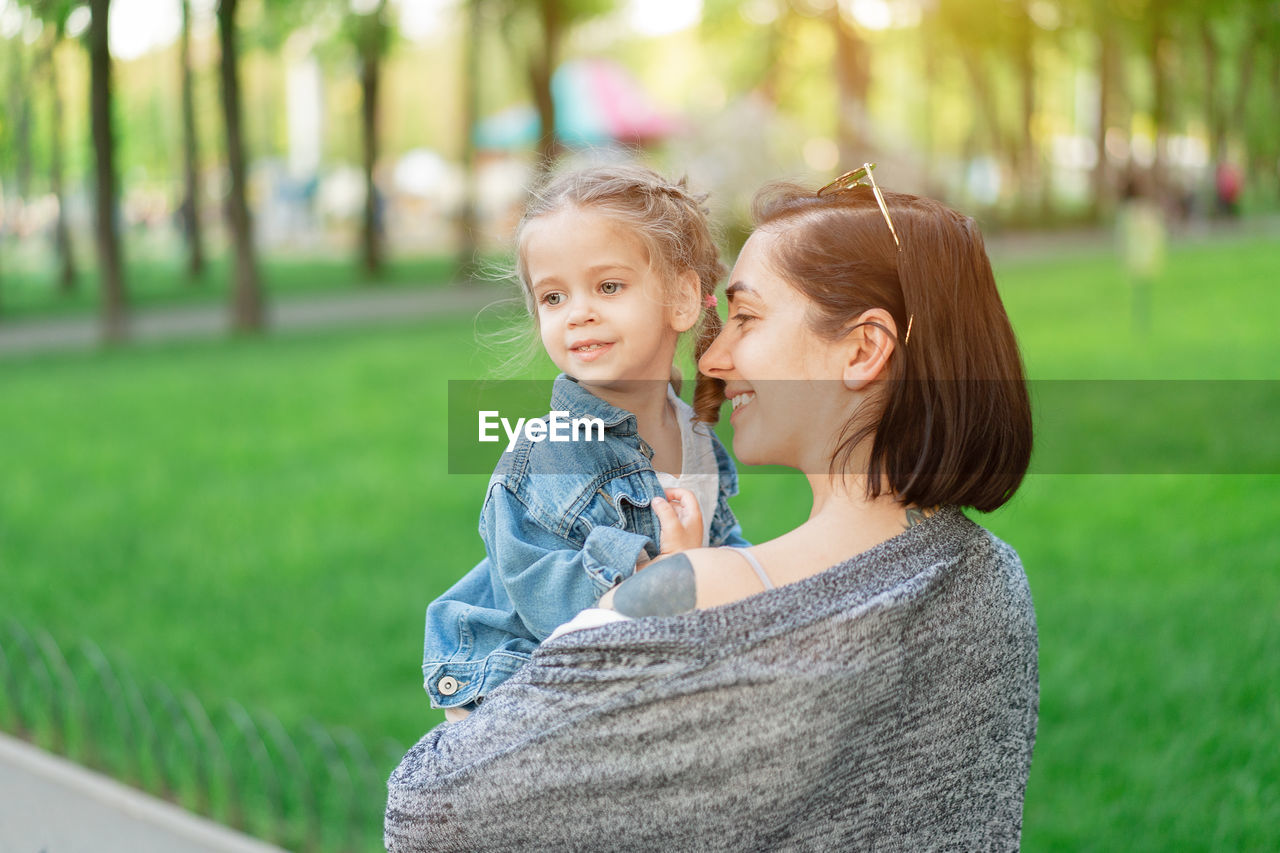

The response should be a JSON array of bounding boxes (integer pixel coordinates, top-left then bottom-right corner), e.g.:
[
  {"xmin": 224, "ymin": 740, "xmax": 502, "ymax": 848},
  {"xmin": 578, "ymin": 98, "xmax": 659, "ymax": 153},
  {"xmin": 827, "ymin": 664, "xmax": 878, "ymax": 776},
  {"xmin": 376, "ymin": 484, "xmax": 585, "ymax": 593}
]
[{"xmin": 730, "ymin": 547, "xmax": 775, "ymax": 591}]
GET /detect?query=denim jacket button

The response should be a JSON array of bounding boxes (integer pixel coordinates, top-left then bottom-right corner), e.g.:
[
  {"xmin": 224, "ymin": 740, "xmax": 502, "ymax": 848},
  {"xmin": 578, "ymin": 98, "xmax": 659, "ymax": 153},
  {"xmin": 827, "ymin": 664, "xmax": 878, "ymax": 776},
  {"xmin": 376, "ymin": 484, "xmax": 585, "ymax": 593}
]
[{"xmin": 437, "ymin": 676, "xmax": 460, "ymax": 696}]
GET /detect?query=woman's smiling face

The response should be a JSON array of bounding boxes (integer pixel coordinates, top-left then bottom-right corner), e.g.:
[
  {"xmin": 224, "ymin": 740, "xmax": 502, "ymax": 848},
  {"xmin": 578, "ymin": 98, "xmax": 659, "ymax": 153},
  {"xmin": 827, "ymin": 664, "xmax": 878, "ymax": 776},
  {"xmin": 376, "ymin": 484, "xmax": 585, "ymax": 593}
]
[{"xmin": 698, "ymin": 229, "xmax": 853, "ymax": 471}]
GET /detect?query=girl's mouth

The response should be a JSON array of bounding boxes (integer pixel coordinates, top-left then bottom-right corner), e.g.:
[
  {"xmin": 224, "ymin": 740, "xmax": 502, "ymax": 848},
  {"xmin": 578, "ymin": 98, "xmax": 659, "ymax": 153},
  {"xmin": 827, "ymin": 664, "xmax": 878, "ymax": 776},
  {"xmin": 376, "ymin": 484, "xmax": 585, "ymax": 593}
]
[{"xmin": 571, "ymin": 342, "xmax": 613, "ymax": 362}]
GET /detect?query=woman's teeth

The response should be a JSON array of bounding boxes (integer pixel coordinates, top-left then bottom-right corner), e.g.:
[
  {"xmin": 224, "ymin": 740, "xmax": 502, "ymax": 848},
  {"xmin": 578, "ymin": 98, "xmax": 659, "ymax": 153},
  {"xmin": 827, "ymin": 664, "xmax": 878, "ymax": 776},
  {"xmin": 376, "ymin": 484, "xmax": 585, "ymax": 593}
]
[
  {"xmin": 731, "ymin": 392, "xmax": 755, "ymax": 411},
  {"xmin": 575, "ymin": 343, "xmax": 606, "ymax": 351}
]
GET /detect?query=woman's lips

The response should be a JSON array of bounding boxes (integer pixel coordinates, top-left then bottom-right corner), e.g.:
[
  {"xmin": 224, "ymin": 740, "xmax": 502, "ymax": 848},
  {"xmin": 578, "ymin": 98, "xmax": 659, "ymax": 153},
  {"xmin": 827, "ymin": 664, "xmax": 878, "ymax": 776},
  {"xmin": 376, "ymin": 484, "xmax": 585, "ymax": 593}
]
[{"xmin": 729, "ymin": 391, "xmax": 755, "ymax": 422}]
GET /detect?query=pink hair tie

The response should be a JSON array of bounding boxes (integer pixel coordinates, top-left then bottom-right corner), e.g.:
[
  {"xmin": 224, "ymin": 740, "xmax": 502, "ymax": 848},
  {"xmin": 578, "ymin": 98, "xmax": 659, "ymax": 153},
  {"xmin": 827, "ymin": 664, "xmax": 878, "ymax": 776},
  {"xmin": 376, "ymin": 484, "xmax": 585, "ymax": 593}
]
[{"xmin": 703, "ymin": 294, "xmax": 718, "ymax": 309}]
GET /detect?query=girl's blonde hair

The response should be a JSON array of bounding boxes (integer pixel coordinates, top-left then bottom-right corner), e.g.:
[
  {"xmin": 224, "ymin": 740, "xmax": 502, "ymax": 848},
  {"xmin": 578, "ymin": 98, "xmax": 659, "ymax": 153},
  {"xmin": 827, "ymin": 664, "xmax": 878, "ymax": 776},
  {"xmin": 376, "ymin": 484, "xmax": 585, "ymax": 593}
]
[{"xmin": 514, "ymin": 164, "xmax": 728, "ymax": 423}]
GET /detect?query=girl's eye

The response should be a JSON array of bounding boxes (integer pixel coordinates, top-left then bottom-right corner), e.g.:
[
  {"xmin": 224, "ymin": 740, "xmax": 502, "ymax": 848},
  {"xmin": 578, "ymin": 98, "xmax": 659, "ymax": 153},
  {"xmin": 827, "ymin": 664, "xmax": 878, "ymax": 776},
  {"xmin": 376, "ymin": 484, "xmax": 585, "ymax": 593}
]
[
  {"xmin": 600, "ymin": 281, "xmax": 622, "ymax": 295},
  {"xmin": 541, "ymin": 292, "xmax": 564, "ymax": 306}
]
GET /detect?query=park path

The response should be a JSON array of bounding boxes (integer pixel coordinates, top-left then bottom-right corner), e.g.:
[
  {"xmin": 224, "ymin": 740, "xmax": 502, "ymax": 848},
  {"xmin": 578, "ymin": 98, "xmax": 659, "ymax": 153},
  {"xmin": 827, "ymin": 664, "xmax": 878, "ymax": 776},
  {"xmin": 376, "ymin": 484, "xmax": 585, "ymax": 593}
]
[
  {"xmin": 0, "ymin": 229, "xmax": 1119, "ymax": 359},
  {"xmin": 0, "ymin": 283, "xmax": 499, "ymax": 359},
  {"xmin": 0, "ymin": 731, "xmax": 286, "ymax": 853},
  {"xmin": 4, "ymin": 216, "xmax": 1275, "ymax": 360}
]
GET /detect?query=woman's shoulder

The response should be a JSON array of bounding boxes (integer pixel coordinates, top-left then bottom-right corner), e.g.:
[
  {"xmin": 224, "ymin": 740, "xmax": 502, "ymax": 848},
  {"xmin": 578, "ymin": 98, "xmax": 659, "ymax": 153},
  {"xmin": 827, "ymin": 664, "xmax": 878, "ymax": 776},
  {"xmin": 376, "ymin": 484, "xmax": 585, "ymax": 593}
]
[
  {"xmin": 595, "ymin": 546, "xmax": 755, "ymax": 618},
  {"xmin": 600, "ymin": 509, "xmax": 1033, "ymax": 630}
]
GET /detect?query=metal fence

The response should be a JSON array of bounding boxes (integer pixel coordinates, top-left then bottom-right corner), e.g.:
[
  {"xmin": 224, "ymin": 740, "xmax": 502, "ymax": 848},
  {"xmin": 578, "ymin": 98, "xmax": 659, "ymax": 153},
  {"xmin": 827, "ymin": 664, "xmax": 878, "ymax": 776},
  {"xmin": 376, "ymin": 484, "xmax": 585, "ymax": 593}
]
[{"xmin": 0, "ymin": 619, "xmax": 404, "ymax": 851}]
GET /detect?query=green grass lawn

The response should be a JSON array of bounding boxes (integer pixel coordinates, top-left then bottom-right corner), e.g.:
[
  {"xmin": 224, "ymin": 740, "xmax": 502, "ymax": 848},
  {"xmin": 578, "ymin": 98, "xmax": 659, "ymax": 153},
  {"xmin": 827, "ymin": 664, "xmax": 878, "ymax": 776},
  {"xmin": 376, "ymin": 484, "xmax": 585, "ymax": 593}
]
[{"xmin": 1, "ymin": 229, "xmax": 1278, "ymax": 850}]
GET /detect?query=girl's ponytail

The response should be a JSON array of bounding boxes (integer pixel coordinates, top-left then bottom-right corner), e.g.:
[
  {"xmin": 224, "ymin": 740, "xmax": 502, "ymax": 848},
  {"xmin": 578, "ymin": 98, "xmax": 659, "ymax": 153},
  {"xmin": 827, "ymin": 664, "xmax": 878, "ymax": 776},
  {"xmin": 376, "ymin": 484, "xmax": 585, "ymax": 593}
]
[{"xmin": 692, "ymin": 303, "xmax": 725, "ymax": 424}]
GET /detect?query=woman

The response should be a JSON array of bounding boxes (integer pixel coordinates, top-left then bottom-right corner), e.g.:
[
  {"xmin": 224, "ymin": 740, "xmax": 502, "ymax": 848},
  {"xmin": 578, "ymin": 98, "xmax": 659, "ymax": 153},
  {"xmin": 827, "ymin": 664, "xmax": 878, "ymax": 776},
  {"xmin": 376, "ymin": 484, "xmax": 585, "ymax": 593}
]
[{"xmin": 385, "ymin": 170, "xmax": 1037, "ymax": 852}]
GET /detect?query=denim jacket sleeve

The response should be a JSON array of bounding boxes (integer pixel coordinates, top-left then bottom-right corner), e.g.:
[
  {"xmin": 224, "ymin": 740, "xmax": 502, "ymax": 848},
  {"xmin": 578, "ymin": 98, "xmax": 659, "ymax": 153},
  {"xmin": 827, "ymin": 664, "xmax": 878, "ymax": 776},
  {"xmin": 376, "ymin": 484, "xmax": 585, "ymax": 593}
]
[
  {"xmin": 422, "ymin": 557, "xmax": 538, "ymax": 709},
  {"xmin": 422, "ymin": 482, "xmax": 655, "ymax": 709},
  {"xmin": 482, "ymin": 483, "xmax": 654, "ymax": 638},
  {"xmin": 707, "ymin": 430, "xmax": 751, "ymax": 548}
]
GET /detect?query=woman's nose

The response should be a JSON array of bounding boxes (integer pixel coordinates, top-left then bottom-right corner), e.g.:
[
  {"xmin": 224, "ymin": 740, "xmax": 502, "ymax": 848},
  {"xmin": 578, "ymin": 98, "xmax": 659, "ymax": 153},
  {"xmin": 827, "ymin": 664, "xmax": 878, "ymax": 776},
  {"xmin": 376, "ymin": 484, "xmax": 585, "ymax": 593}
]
[{"xmin": 697, "ymin": 326, "xmax": 732, "ymax": 376}]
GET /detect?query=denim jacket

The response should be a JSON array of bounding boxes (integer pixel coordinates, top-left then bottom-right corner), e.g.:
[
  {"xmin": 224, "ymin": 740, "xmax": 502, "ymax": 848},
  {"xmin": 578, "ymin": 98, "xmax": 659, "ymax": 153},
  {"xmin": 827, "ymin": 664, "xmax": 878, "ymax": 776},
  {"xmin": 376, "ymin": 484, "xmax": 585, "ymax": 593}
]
[{"xmin": 423, "ymin": 374, "xmax": 749, "ymax": 708}]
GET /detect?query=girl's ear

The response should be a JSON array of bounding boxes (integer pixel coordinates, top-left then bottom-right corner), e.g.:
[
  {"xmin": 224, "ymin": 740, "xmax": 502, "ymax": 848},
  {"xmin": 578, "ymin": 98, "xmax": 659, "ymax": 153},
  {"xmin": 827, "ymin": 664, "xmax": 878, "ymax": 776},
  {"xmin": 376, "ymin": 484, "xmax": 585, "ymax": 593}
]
[
  {"xmin": 669, "ymin": 269, "xmax": 702, "ymax": 333},
  {"xmin": 841, "ymin": 308, "xmax": 898, "ymax": 390}
]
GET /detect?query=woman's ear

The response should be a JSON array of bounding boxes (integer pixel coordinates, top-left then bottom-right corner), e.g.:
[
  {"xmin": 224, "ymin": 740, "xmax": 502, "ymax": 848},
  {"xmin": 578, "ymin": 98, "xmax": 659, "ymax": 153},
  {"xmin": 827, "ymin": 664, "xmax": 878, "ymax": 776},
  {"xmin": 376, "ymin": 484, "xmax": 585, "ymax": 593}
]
[
  {"xmin": 841, "ymin": 308, "xmax": 898, "ymax": 391},
  {"xmin": 669, "ymin": 269, "xmax": 702, "ymax": 334}
]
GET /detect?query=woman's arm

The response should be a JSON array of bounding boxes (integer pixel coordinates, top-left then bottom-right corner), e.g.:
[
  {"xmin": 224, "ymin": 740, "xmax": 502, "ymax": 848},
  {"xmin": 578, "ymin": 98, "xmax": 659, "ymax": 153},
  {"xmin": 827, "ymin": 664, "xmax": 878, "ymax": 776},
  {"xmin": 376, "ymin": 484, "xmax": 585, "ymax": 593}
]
[
  {"xmin": 597, "ymin": 547, "xmax": 766, "ymax": 615},
  {"xmin": 386, "ymin": 633, "xmax": 720, "ymax": 852}
]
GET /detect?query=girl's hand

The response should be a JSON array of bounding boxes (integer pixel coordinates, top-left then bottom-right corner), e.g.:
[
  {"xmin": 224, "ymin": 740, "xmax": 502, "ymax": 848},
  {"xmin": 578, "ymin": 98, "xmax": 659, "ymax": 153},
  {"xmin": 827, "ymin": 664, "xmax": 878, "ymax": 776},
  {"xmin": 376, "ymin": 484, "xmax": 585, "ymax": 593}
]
[{"xmin": 652, "ymin": 488, "xmax": 704, "ymax": 557}]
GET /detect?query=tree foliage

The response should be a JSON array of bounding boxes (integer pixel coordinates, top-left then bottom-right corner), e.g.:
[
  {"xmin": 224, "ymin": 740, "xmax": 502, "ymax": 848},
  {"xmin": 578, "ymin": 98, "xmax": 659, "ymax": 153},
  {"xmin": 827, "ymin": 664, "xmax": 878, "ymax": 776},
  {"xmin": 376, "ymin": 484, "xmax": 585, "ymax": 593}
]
[{"xmin": 3, "ymin": 0, "xmax": 1279, "ymax": 328}]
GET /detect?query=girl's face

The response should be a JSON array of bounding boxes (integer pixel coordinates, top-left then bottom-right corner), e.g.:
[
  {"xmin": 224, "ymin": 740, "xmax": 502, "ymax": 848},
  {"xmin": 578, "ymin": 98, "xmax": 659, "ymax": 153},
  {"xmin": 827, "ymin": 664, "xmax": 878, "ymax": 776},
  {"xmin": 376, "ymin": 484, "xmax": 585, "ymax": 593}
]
[
  {"xmin": 698, "ymin": 229, "xmax": 855, "ymax": 472},
  {"xmin": 523, "ymin": 205, "xmax": 698, "ymax": 394}
]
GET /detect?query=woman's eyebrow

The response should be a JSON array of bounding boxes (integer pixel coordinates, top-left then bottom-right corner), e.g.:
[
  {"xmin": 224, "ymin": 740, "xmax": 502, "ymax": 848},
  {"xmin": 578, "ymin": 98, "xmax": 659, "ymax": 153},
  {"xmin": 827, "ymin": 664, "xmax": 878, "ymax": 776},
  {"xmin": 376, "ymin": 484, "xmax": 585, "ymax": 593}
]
[{"xmin": 725, "ymin": 282, "xmax": 758, "ymax": 301}]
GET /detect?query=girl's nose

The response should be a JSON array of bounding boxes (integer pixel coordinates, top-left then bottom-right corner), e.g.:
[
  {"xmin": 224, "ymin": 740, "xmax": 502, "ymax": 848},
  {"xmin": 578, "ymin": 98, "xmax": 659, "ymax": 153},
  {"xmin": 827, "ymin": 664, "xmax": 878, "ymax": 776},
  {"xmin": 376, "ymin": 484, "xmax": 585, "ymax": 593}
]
[
  {"xmin": 567, "ymin": 298, "xmax": 596, "ymax": 326},
  {"xmin": 697, "ymin": 326, "xmax": 732, "ymax": 376}
]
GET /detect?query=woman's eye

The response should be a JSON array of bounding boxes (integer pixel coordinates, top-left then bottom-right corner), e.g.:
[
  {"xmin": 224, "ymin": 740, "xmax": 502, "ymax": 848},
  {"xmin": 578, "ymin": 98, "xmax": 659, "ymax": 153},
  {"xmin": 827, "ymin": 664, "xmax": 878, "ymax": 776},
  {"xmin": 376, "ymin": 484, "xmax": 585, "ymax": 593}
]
[
  {"xmin": 729, "ymin": 313, "xmax": 756, "ymax": 327},
  {"xmin": 600, "ymin": 281, "xmax": 622, "ymax": 295},
  {"xmin": 541, "ymin": 292, "xmax": 564, "ymax": 306}
]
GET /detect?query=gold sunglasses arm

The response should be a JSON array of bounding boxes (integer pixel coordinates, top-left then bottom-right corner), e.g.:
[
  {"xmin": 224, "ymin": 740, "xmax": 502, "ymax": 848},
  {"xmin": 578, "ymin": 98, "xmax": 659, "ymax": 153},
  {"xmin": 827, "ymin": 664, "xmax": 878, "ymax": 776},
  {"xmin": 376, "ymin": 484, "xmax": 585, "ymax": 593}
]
[{"xmin": 817, "ymin": 163, "xmax": 875, "ymax": 197}]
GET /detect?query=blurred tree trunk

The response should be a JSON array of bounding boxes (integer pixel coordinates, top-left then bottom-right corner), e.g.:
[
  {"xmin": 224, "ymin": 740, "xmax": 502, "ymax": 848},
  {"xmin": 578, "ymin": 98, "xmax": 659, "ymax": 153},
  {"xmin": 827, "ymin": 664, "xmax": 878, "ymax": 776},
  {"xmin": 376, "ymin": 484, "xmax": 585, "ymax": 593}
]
[
  {"xmin": 529, "ymin": 0, "xmax": 563, "ymax": 171},
  {"xmin": 13, "ymin": 43, "xmax": 32, "ymax": 202},
  {"xmin": 919, "ymin": 18, "xmax": 941, "ymax": 194},
  {"xmin": 456, "ymin": 0, "xmax": 482, "ymax": 282},
  {"xmin": 756, "ymin": 13, "xmax": 786, "ymax": 105},
  {"xmin": 1201, "ymin": 26, "xmax": 1224, "ymax": 183},
  {"xmin": 1228, "ymin": 11, "xmax": 1259, "ymax": 181},
  {"xmin": 356, "ymin": 0, "xmax": 388, "ymax": 278},
  {"xmin": 1013, "ymin": 1, "xmax": 1042, "ymax": 216},
  {"xmin": 832, "ymin": 4, "xmax": 871, "ymax": 165},
  {"xmin": 1146, "ymin": 5, "xmax": 1171, "ymax": 202},
  {"xmin": 957, "ymin": 45, "xmax": 1008, "ymax": 171},
  {"xmin": 180, "ymin": 0, "xmax": 205, "ymax": 280},
  {"xmin": 1271, "ymin": 53, "xmax": 1280, "ymax": 201},
  {"xmin": 217, "ymin": 0, "xmax": 265, "ymax": 332},
  {"xmin": 1229, "ymin": 34, "xmax": 1257, "ymax": 143},
  {"xmin": 88, "ymin": 0, "xmax": 127, "ymax": 341},
  {"xmin": 44, "ymin": 33, "xmax": 77, "ymax": 292},
  {"xmin": 497, "ymin": 0, "xmax": 612, "ymax": 174},
  {"xmin": 1090, "ymin": 20, "xmax": 1117, "ymax": 220}
]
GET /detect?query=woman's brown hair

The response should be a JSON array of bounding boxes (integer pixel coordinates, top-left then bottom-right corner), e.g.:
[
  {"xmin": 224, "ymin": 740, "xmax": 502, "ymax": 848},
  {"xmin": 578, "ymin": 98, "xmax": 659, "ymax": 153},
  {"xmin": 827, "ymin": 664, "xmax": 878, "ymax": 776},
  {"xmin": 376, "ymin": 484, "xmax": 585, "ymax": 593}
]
[{"xmin": 742, "ymin": 182, "xmax": 1032, "ymax": 512}]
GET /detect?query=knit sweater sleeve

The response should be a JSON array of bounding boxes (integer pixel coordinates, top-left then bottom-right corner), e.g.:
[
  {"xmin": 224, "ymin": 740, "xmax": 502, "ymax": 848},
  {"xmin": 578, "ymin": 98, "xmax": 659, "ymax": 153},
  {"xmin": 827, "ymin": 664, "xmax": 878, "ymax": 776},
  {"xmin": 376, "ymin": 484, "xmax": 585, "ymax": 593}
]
[
  {"xmin": 385, "ymin": 622, "xmax": 895, "ymax": 853},
  {"xmin": 384, "ymin": 508, "xmax": 1038, "ymax": 853}
]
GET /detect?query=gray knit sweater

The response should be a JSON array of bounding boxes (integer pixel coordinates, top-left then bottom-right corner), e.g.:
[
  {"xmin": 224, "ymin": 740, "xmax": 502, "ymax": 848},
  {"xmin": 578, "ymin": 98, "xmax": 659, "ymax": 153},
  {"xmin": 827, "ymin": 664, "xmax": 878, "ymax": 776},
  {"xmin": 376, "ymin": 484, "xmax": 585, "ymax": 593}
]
[{"xmin": 385, "ymin": 506, "xmax": 1038, "ymax": 851}]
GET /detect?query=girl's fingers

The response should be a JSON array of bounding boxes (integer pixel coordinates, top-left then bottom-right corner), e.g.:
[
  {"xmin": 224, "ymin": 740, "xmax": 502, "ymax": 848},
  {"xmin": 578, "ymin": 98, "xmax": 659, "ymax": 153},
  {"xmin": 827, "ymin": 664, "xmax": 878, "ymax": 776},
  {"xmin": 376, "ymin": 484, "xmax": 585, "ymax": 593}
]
[
  {"xmin": 666, "ymin": 488, "xmax": 703, "ymax": 527},
  {"xmin": 664, "ymin": 487, "xmax": 695, "ymax": 504},
  {"xmin": 654, "ymin": 491, "xmax": 703, "ymax": 554},
  {"xmin": 651, "ymin": 495, "xmax": 680, "ymax": 533}
]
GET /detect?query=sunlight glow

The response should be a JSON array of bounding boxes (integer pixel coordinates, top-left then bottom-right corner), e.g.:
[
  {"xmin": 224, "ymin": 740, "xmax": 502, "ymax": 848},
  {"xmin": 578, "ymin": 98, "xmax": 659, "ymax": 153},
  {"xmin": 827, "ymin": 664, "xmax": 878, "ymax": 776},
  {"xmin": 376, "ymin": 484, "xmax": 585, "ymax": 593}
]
[
  {"xmin": 803, "ymin": 138, "xmax": 839, "ymax": 172},
  {"xmin": 67, "ymin": 6, "xmax": 91, "ymax": 39},
  {"xmin": 848, "ymin": 0, "xmax": 892, "ymax": 31},
  {"xmin": 108, "ymin": 0, "xmax": 181, "ymax": 60},
  {"xmin": 397, "ymin": 0, "xmax": 453, "ymax": 43},
  {"xmin": 0, "ymin": 1, "xmax": 25, "ymax": 40},
  {"xmin": 626, "ymin": 0, "xmax": 701, "ymax": 36},
  {"xmin": 741, "ymin": 0, "xmax": 779, "ymax": 26}
]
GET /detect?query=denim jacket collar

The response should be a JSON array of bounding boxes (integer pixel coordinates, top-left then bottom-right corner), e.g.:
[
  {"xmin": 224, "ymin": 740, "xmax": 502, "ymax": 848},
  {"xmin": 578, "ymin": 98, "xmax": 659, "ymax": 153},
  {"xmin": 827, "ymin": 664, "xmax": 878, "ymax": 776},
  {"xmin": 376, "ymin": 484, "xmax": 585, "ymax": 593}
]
[{"xmin": 549, "ymin": 374, "xmax": 641, "ymax": 436}]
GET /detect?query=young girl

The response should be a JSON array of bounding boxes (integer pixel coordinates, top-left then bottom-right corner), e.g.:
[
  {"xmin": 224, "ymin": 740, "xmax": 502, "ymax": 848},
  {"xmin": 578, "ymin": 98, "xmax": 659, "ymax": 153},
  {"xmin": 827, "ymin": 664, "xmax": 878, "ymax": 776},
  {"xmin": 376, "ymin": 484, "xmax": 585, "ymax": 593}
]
[{"xmin": 423, "ymin": 165, "xmax": 749, "ymax": 719}]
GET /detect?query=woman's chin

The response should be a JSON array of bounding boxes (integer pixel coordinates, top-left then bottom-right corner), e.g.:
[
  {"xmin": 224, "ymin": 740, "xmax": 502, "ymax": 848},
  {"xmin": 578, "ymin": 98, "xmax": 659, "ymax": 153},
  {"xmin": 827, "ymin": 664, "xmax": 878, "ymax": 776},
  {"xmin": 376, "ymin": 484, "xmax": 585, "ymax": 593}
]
[{"xmin": 730, "ymin": 442, "xmax": 782, "ymax": 469}]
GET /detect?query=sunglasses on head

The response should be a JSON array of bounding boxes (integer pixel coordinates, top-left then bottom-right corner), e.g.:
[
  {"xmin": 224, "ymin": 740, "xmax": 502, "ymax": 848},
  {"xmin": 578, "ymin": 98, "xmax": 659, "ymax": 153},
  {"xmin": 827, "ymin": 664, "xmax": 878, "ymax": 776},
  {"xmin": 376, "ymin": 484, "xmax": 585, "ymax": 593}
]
[{"xmin": 816, "ymin": 163, "xmax": 912, "ymax": 345}]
